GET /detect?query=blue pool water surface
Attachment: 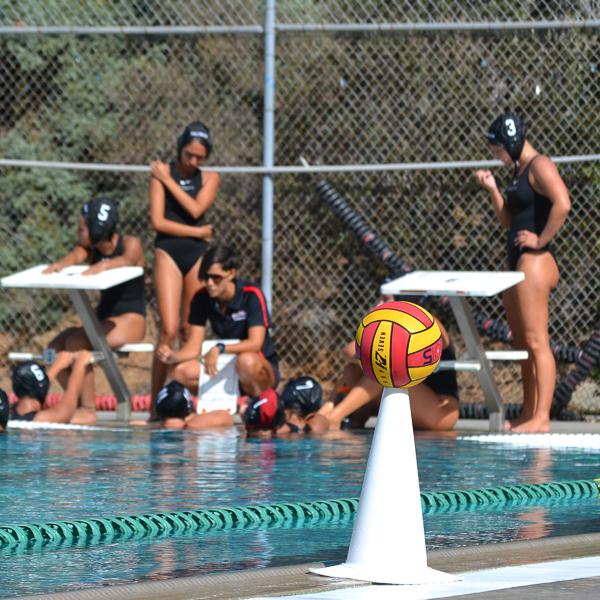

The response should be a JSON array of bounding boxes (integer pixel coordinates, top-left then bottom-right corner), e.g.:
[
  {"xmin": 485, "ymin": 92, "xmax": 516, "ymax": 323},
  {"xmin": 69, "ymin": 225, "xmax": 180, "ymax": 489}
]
[{"xmin": 1, "ymin": 428, "xmax": 600, "ymax": 597}]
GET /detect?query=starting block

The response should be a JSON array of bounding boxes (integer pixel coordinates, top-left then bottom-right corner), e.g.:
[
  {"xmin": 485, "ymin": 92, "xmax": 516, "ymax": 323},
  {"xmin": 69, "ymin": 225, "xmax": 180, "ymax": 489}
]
[
  {"xmin": 437, "ymin": 350, "xmax": 528, "ymax": 372},
  {"xmin": 8, "ymin": 343, "xmax": 154, "ymax": 365},
  {"xmin": 8, "ymin": 349, "xmax": 58, "ymax": 365}
]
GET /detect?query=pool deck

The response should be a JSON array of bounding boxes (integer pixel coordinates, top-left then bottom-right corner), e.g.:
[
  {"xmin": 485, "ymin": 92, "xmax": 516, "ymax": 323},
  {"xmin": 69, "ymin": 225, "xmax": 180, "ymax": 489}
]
[
  {"xmin": 100, "ymin": 411, "xmax": 600, "ymax": 434},
  {"xmin": 454, "ymin": 419, "xmax": 600, "ymax": 434},
  {"xmin": 10, "ymin": 533, "xmax": 600, "ymax": 600}
]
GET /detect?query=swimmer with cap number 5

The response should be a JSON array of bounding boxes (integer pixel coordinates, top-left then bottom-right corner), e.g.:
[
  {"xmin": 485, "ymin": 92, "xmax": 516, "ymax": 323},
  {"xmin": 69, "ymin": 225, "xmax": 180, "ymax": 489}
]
[{"xmin": 43, "ymin": 198, "xmax": 146, "ymax": 424}]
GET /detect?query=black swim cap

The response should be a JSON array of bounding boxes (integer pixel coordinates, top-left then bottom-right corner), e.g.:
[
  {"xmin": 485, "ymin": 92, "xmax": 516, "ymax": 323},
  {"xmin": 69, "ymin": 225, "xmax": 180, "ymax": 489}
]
[
  {"xmin": 11, "ymin": 361, "xmax": 49, "ymax": 402},
  {"xmin": 155, "ymin": 381, "xmax": 193, "ymax": 420},
  {"xmin": 487, "ymin": 113, "xmax": 527, "ymax": 162},
  {"xmin": 82, "ymin": 197, "xmax": 118, "ymax": 244},
  {"xmin": 0, "ymin": 388, "xmax": 9, "ymax": 429},
  {"xmin": 176, "ymin": 121, "xmax": 213, "ymax": 159},
  {"xmin": 244, "ymin": 389, "xmax": 285, "ymax": 432},
  {"xmin": 281, "ymin": 377, "xmax": 323, "ymax": 416}
]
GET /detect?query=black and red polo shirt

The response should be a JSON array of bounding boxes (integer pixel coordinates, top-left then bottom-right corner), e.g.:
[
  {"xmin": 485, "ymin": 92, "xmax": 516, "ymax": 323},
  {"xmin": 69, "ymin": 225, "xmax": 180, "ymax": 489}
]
[{"xmin": 188, "ymin": 278, "xmax": 279, "ymax": 368}]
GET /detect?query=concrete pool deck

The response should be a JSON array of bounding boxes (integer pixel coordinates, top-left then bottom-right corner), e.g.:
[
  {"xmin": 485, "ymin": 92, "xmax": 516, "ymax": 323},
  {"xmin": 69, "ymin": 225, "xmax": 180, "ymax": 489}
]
[
  {"xmin": 97, "ymin": 411, "xmax": 600, "ymax": 435},
  {"xmin": 10, "ymin": 533, "xmax": 600, "ymax": 600}
]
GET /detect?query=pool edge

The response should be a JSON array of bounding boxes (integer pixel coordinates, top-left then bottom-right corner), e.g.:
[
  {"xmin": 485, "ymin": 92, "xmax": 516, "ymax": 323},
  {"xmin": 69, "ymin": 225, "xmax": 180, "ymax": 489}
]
[{"xmin": 10, "ymin": 532, "xmax": 600, "ymax": 600}]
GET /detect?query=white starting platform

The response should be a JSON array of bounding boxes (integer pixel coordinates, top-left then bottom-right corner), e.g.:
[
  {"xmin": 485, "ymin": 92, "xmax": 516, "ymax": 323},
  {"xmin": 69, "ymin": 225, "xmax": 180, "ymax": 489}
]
[
  {"xmin": 381, "ymin": 270, "xmax": 525, "ymax": 432},
  {"xmin": 0, "ymin": 264, "xmax": 143, "ymax": 290},
  {"xmin": 1, "ymin": 264, "xmax": 145, "ymax": 421}
]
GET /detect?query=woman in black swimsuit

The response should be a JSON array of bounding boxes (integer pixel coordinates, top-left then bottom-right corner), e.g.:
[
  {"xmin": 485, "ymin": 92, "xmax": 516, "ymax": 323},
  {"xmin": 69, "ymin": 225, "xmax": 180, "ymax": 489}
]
[
  {"xmin": 475, "ymin": 113, "xmax": 571, "ymax": 432},
  {"xmin": 149, "ymin": 121, "xmax": 219, "ymax": 401},
  {"xmin": 45, "ymin": 198, "xmax": 146, "ymax": 422}
]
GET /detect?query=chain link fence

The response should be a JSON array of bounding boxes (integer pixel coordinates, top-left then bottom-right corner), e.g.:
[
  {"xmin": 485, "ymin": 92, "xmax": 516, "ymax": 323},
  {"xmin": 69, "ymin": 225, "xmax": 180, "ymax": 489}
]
[{"xmin": 0, "ymin": 1, "xmax": 598, "ymax": 408}]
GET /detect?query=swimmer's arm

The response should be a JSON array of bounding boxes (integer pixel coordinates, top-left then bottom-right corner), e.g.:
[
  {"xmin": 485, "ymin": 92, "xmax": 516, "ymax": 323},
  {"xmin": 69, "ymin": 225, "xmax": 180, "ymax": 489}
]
[
  {"xmin": 475, "ymin": 170, "xmax": 511, "ymax": 229},
  {"xmin": 35, "ymin": 351, "xmax": 90, "ymax": 423},
  {"xmin": 327, "ymin": 376, "xmax": 382, "ymax": 429},
  {"xmin": 45, "ymin": 351, "xmax": 77, "ymax": 381},
  {"xmin": 83, "ymin": 236, "xmax": 144, "ymax": 274},
  {"xmin": 157, "ymin": 169, "xmax": 220, "ymax": 220},
  {"xmin": 149, "ymin": 178, "xmax": 214, "ymax": 239},
  {"xmin": 160, "ymin": 325, "xmax": 206, "ymax": 364},
  {"xmin": 43, "ymin": 245, "xmax": 90, "ymax": 273},
  {"xmin": 529, "ymin": 157, "xmax": 571, "ymax": 248},
  {"xmin": 490, "ymin": 188, "xmax": 511, "ymax": 229},
  {"xmin": 184, "ymin": 411, "xmax": 233, "ymax": 430}
]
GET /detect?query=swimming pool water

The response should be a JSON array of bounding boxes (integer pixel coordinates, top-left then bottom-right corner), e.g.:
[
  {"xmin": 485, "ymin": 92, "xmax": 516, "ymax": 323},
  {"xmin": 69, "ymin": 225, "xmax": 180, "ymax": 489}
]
[{"xmin": 2, "ymin": 428, "xmax": 600, "ymax": 597}]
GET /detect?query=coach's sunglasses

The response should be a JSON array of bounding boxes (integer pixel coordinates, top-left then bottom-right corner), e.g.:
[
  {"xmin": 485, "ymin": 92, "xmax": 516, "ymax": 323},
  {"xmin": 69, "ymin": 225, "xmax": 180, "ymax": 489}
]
[{"xmin": 204, "ymin": 272, "xmax": 227, "ymax": 284}]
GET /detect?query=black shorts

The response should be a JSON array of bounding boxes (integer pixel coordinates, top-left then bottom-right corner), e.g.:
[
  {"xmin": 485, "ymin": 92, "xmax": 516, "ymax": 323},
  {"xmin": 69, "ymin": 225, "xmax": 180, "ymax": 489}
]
[{"xmin": 96, "ymin": 300, "xmax": 146, "ymax": 321}]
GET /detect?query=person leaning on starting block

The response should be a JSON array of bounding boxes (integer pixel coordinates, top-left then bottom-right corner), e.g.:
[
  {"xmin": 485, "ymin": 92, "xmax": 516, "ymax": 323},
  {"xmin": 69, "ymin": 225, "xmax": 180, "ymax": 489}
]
[
  {"xmin": 475, "ymin": 113, "xmax": 570, "ymax": 433},
  {"xmin": 8, "ymin": 352, "xmax": 94, "ymax": 425},
  {"xmin": 155, "ymin": 244, "xmax": 280, "ymax": 424},
  {"xmin": 319, "ymin": 314, "xmax": 459, "ymax": 431},
  {"xmin": 150, "ymin": 121, "xmax": 219, "ymax": 404},
  {"xmin": 44, "ymin": 198, "xmax": 146, "ymax": 422}
]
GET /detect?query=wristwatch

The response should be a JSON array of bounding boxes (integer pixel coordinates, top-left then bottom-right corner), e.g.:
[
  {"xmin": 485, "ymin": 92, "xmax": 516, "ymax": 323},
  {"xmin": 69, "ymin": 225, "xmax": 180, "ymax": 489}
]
[{"xmin": 216, "ymin": 342, "xmax": 226, "ymax": 354}]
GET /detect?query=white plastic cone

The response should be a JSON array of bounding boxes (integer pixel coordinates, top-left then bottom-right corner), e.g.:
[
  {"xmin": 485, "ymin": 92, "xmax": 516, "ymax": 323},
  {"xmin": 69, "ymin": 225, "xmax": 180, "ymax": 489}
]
[{"xmin": 311, "ymin": 387, "xmax": 460, "ymax": 584}]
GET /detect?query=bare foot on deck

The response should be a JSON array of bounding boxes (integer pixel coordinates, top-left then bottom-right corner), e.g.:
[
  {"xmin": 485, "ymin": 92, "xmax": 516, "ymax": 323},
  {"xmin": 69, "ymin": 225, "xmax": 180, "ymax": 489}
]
[
  {"xmin": 510, "ymin": 417, "xmax": 551, "ymax": 433},
  {"xmin": 505, "ymin": 408, "xmax": 535, "ymax": 432},
  {"xmin": 505, "ymin": 415, "xmax": 528, "ymax": 431}
]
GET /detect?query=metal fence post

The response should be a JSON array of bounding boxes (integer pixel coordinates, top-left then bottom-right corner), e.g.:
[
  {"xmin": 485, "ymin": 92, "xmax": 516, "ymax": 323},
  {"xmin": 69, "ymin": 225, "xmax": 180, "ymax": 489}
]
[{"xmin": 261, "ymin": 0, "xmax": 276, "ymax": 308}]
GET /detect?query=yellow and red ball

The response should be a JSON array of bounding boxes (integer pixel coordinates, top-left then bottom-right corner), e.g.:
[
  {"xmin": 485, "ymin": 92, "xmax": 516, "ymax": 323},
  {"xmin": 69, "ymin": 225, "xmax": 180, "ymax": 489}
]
[{"xmin": 355, "ymin": 301, "xmax": 442, "ymax": 388}]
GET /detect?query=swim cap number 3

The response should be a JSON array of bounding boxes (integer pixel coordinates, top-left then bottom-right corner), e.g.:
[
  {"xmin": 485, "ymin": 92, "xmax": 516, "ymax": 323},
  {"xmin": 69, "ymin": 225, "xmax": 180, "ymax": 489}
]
[{"xmin": 504, "ymin": 118, "xmax": 517, "ymax": 137}]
